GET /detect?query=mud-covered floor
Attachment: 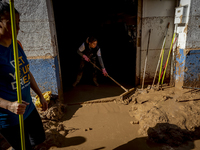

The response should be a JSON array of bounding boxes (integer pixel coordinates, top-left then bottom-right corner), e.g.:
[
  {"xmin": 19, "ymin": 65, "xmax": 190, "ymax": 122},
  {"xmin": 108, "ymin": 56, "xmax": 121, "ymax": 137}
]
[
  {"xmin": 3, "ymin": 84, "xmax": 200, "ymax": 150},
  {"xmin": 64, "ymin": 82, "xmax": 134, "ymax": 104},
  {"xmin": 39, "ymin": 84, "xmax": 200, "ymax": 150},
  {"xmin": 44, "ymin": 84, "xmax": 200, "ymax": 150}
]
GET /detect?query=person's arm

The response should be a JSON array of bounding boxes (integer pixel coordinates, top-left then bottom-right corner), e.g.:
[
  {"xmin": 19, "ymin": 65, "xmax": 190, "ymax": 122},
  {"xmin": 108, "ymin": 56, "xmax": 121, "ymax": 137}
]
[
  {"xmin": 77, "ymin": 43, "xmax": 85, "ymax": 57},
  {"xmin": 77, "ymin": 49, "xmax": 84, "ymax": 57},
  {"xmin": 77, "ymin": 43, "xmax": 90, "ymax": 62},
  {"xmin": 97, "ymin": 49, "xmax": 105, "ymax": 69},
  {"xmin": 97, "ymin": 49, "xmax": 108, "ymax": 76},
  {"xmin": 98, "ymin": 56, "xmax": 105, "ymax": 69},
  {"xmin": 29, "ymin": 71, "xmax": 48, "ymax": 111},
  {"xmin": 0, "ymin": 97, "xmax": 29, "ymax": 115}
]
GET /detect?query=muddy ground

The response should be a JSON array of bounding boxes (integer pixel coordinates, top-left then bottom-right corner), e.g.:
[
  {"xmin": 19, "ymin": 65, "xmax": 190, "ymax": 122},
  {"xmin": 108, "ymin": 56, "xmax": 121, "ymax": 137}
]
[
  {"xmin": 129, "ymin": 85, "xmax": 200, "ymax": 147},
  {"xmin": 2, "ymin": 83, "xmax": 200, "ymax": 149}
]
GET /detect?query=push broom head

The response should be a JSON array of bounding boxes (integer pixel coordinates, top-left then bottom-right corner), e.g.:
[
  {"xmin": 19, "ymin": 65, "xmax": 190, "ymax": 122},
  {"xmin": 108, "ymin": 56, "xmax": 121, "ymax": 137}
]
[{"xmin": 120, "ymin": 88, "xmax": 136, "ymax": 101}]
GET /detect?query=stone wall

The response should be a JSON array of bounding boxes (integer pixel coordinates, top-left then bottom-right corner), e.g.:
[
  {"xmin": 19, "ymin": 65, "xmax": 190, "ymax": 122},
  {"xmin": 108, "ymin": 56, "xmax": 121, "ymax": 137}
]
[{"xmin": 6, "ymin": 0, "xmax": 63, "ymax": 97}]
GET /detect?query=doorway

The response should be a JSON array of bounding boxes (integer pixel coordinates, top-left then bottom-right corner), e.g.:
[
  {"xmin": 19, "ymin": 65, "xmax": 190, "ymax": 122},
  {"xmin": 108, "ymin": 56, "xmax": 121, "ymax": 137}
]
[{"xmin": 52, "ymin": 0, "xmax": 137, "ymax": 92}]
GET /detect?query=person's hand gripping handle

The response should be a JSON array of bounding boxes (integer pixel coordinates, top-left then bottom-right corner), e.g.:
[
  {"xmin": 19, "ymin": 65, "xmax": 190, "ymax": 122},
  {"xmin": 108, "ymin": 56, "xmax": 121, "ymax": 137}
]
[
  {"xmin": 102, "ymin": 68, "xmax": 108, "ymax": 77},
  {"xmin": 83, "ymin": 55, "xmax": 90, "ymax": 62}
]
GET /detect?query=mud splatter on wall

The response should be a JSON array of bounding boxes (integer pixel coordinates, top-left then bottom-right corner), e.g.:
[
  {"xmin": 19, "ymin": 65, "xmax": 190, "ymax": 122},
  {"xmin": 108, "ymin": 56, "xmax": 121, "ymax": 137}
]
[
  {"xmin": 175, "ymin": 49, "xmax": 186, "ymax": 88},
  {"xmin": 175, "ymin": 0, "xmax": 200, "ymax": 89}
]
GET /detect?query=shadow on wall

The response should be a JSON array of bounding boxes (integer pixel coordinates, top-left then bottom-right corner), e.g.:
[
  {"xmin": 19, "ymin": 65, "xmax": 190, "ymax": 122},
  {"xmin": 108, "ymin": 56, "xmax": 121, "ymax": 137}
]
[{"xmin": 114, "ymin": 123, "xmax": 200, "ymax": 150}]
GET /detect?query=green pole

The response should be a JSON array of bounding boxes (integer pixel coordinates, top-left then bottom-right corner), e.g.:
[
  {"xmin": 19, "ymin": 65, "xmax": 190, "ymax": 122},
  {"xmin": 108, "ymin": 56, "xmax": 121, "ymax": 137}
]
[
  {"xmin": 9, "ymin": 0, "xmax": 26, "ymax": 150},
  {"xmin": 161, "ymin": 33, "xmax": 176, "ymax": 85}
]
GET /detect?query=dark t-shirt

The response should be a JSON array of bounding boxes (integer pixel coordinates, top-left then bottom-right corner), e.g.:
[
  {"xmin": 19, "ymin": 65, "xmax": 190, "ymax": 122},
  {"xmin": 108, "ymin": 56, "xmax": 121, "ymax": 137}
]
[{"xmin": 0, "ymin": 41, "xmax": 35, "ymax": 128}]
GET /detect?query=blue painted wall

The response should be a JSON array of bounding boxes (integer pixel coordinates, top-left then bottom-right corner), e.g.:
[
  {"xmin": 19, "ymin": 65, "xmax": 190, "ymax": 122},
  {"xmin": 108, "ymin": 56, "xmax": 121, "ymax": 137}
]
[
  {"xmin": 175, "ymin": 49, "xmax": 200, "ymax": 88},
  {"xmin": 28, "ymin": 56, "xmax": 59, "ymax": 96},
  {"xmin": 184, "ymin": 50, "xmax": 200, "ymax": 88},
  {"xmin": 175, "ymin": 49, "xmax": 186, "ymax": 83}
]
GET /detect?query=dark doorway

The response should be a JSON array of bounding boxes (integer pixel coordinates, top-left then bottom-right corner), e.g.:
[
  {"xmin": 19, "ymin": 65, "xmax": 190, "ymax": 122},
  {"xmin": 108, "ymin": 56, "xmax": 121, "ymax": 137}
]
[{"xmin": 52, "ymin": 0, "xmax": 137, "ymax": 92}]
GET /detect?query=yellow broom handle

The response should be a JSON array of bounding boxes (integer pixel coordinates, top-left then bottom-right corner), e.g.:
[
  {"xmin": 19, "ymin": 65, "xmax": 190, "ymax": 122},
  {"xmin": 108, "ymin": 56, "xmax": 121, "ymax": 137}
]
[{"xmin": 9, "ymin": 0, "xmax": 26, "ymax": 150}]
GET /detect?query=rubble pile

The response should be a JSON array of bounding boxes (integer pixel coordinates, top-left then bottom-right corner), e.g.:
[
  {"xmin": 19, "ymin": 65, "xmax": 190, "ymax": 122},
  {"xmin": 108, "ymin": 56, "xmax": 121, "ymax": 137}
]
[
  {"xmin": 34, "ymin": 95, "xmax": 67, "ymax": 149},
  {"xmin": 35, "ymin": 92, "xmax": 66, "ymax": 122},
  {"xmin": 10, "ymin": 91, "xmax": 68, "ymax": 149},
  {"xmin": 38, "ymin": 101, "xmax": 66, "ymax": 122},
  {"xmin": 129, "ymin": 86, "xmax": 200, "ymax": 146},
  {"xmin": 34, "ymin": 121, "xmax": 69, "ymax": 150}
]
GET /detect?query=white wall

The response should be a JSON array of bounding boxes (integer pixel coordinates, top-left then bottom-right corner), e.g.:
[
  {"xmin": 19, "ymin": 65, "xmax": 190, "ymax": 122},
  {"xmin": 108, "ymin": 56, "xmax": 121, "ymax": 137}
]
[
  {"xmin": 186, "ymin": 0, "xmax": 200, "ymax": 49},
  {"xmin": 138, "ymin": 0, "xmax": 176, "ymax": 84},
  {"xmin": 176, "ymin": 0, "xmax": 191, "ymax": 49},
  {"xmin": 8, "ymin": 0, "xmax": 57, "ymax": 58}
]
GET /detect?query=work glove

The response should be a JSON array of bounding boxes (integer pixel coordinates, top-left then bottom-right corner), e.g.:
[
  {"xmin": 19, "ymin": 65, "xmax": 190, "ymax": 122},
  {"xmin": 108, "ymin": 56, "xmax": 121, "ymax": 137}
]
[
  {"xmin": 102, "ymin": 68, "xmax": 108, "ymax": 77},
  {"xmin": 83, "ymin": 55, "xmax": 90, "ymax": 62}
]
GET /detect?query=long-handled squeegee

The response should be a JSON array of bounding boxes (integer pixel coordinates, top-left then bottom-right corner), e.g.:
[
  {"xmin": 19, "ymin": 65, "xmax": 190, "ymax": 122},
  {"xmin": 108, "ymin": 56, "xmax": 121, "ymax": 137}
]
[
  {"xmin": 89, "ymin": 61, "xmax": 135, "ymax": 100},
  {"xmin": 9, "ymin": 0, "xmax": 26, "ymax": 149}
]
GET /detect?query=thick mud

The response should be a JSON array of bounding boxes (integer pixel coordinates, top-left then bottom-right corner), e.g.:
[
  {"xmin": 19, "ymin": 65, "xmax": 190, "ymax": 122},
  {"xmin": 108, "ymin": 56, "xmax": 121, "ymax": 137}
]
[
  {"xmin": 2, "ymin": 85, "xmax": 200, "ymax": 149},
  {"xmin": 34, "ymin": 99, "xmax": 67, "ymax": 150},
  {"xmin": 129, "ymin": 86, "xmax": 200, "ymax": 146}
]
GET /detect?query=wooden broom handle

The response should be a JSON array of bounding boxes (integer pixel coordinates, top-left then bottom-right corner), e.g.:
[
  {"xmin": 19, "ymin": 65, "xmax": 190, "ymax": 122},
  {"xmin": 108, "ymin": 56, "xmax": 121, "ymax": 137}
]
[{"xmin": 89, "ymin": 61, "xmax": 128, "ymax": 92}]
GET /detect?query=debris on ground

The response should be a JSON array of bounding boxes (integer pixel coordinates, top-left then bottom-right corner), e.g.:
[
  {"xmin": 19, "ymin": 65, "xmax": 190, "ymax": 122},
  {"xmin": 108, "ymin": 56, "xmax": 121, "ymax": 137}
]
[
  {"xmin": 84, "ymin": 128, "xmax": 92, "ymax": 132},
  {"xmin": 38, "ymin": 102, "xmax": 66, "ymax": 121},
  {"xmin": 34, "ymin": 95, "xmax": 67, "ymax": 150},
  {"xmin": 34, "ymin": 93, "xmax": 67, "ymax": 149},
  {"xmin": 34, "ymin": 91, "xmax": 52, "ymax": 108},
  {"xmin": 35, "ymin": 92, "xmax": 66, "ymax": 121},
  {"xmin": 130, "ymin": 120, "xmax": 139, "ymax": 124},
  {"xmin": 129, "ymin": 85, "xmax": 200, "ymax": 146},
  {"xmin": 3, "ymin": 86, "xmax": 200, "ymax": 149}
]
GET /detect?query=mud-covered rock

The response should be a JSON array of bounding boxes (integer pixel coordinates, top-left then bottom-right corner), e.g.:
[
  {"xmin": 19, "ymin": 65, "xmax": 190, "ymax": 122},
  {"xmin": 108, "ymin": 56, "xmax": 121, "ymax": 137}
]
[
  {"xmin": 38, "ymin": 100, "xmax": 66, "ymax": 121},
  {"xmin": 57, "ymin": 123, "xmax": 64, "ymax": 131}
]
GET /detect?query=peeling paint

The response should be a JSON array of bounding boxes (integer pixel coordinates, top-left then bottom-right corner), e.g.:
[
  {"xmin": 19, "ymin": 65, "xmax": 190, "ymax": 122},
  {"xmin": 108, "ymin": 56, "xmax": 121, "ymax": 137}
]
[
  {"xmin": 184, "ymin": 24, "xmax": 188, "ymax": 33},
  {"xmin": 185, "ymin": 49, "xmax": 190, "ymax": 55},
  {"xmin": 177, "ymin": 50, "xmax": 181, "ymax": 59},
  {"xmin": 184, "ymin": 67, "xmax": 188, "ymax": 72},
  {"xmin": 180, "ymin": 15, "xmax": 183, "ymax": 23},
  {"xmin": 175, "ymin": 49, "xmax": 186, "ymax": 84}
]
